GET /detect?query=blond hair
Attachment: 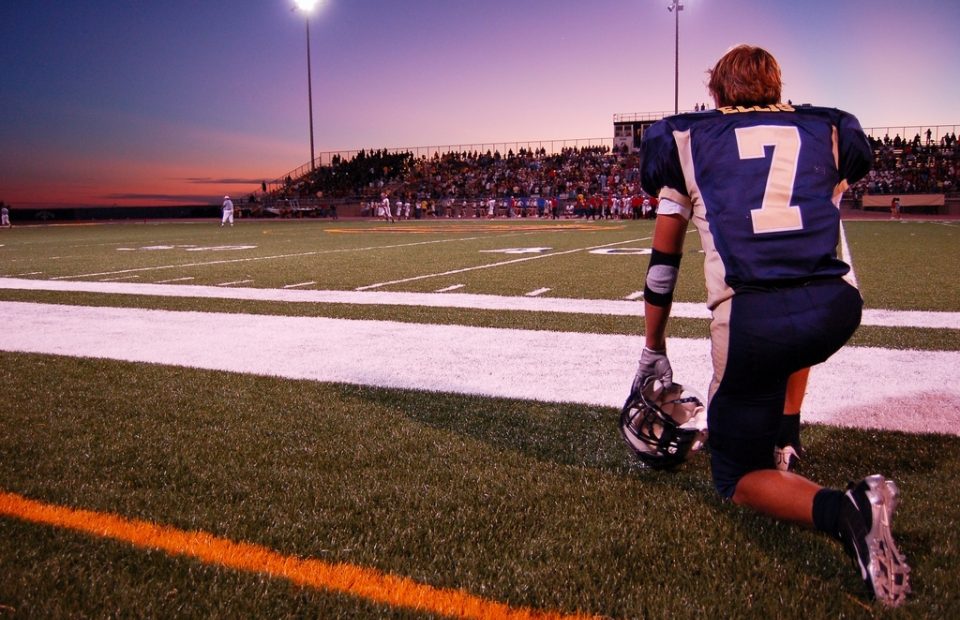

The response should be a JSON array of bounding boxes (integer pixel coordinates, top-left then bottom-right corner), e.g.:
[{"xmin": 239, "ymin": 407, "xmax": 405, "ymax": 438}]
[{"xmin": 707, "ymin": 45, "xmax": 782, "ymax": 108}]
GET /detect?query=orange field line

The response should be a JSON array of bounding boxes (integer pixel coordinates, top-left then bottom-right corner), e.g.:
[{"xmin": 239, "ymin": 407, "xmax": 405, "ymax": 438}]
[{"xmin": 0, "ymin": 490, "xmax": 601, "ymax": 620}]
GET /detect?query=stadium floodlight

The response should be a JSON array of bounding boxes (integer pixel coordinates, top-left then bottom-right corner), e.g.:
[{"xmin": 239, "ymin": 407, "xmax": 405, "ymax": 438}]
[
  {"xmin": 294, "ymin": 0, "xmax": 324, "ymax": 171},
  {"xmin": 667, "ymin": 1, "xmax": 683, "ymax": 114}
]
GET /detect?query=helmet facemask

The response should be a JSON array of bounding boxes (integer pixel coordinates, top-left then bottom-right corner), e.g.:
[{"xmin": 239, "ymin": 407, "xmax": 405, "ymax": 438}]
[{"xmin": 619, "ymin": 378, "xmax": 707, "ymax": 469}]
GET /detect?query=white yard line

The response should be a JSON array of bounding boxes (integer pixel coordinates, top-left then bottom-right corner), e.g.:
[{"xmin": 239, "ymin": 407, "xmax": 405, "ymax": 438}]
[
  {"xmin": 525, "ymin": 288, "xmax": 551, "ymax": 297},
  {"xmin": 354, "ymin": 236, "xmax": 653, "ymax": 291},
  {"xmin": 48, "ymin": 234, "xmax": 492, "ymax": 281},
  {"xmin": 1, "ymin": 300, "xmax": 956, "ymax": 436},
  {"xmin": 99, "ymin": 275, "xmax": 141, "ymax": 282},
  {"xmin": 839, "ymin": 221, "xmax": 858, "ymax": 288},
  {"xmin": 283, "ymin": 281, "xmax": 316, "ymax": 289},
  {"xmin": 435, "ymin": 284, "xmax": 466, "ymax": 293}
]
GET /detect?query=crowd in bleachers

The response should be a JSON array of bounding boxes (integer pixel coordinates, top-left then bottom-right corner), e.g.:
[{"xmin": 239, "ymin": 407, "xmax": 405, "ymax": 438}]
[
  {"xmin": 851, "ymin": 131, "xmax": 960, "ymax": 197},
  {"xmin": 277, "ymin": 145, "xmax": 659, "ymax": 219},
  {"xmin": 269, "ymin": 128, "xmax": 959, "ymax": 216}
]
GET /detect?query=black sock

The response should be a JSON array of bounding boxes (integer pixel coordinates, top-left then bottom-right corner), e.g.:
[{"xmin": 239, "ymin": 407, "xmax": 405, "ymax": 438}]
[
  {"xmin": 777, "ymin": 413, "xmax": 801, "ymax": 448},
  {"xmin": 812, "ymin": 488, "xmax": 845, "ymax": 540}
]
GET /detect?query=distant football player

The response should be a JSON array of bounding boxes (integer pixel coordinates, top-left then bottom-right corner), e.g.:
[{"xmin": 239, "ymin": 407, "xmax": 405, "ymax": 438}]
[
  {"xmin": 381, "ymin": 194, "xmax": 394, "ymax": 222},
  {"xmin": 220, "ymin": 195, "xmax": 234, "ymax": 227},
  {"xmin": 633, "ymin": 44, "xmax": 909, "ymax": 605}
]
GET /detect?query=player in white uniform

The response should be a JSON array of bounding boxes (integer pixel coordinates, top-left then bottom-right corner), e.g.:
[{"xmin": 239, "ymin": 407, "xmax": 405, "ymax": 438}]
[
  {"xmin": 381, "ymin": 195, "xmax": 393, "ymax": 222},
  {"xmin": 220, "ymin": 195, "xmax": 234, "ymax": 226}
]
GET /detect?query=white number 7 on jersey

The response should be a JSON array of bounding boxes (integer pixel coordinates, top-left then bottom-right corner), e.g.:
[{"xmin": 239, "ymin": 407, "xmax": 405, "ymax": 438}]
[{"xmin": 735, "ymin": 125, "xmax": 803, "ymax": 234}]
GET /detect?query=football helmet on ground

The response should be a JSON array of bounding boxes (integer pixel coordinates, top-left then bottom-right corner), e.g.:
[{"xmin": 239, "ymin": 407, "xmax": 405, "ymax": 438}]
[{"xmin": 619, "ymin": 377, "xmax": 707, "ymax": 469}]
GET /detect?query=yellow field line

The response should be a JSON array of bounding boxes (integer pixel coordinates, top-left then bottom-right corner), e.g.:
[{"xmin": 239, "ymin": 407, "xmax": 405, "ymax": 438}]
[{"xmin": 0, "ymin": 490, "xmax": 600, "ymax": 620}]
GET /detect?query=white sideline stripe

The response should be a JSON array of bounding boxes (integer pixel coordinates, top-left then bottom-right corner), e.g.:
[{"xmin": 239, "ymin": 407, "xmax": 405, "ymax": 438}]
[
  {"xmin": 435, "ymin": 284, "xmax": 465, "ymax": 293},
  {"xmin": 0, "ymin": 301, "xmax": 957, "ymax": 437},
  {"xmin": 1, "ymin": 278, "xmax": 958, "ymax": 329},
  {"xmin": 525, "ymin": 288, "xmax": 551, "ymax": 297}
]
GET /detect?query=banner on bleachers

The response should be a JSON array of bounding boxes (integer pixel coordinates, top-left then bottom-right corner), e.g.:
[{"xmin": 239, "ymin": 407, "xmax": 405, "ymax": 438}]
[{"xmin": 861, "ymin": 194, "xmax": 945, "ymax": 208}]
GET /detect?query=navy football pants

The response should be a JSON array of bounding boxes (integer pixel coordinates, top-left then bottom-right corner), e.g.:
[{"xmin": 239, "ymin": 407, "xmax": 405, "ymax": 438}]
[{"xmin": 707, "ymin": 278, "xmax": 863, "ymax": 498}]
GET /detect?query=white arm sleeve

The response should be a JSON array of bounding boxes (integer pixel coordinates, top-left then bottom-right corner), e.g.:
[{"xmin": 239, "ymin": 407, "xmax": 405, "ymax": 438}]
[{"xmin": 655, "ymin": 196, "xmax": 692, "ymax": 221}]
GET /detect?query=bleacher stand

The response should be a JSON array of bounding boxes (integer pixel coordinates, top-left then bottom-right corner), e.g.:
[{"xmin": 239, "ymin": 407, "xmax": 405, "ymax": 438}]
[{"xmin": 262, "ymin": 131, "xmax": 959, "ymax": 218}]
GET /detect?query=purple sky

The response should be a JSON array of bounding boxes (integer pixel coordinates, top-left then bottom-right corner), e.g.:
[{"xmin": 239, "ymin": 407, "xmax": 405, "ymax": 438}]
[{"xmin": 2, "ymin": 0, "xmax": 958, "ymax": 208}]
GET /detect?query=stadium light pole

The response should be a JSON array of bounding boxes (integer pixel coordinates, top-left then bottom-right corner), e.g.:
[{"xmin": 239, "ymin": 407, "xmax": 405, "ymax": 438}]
[
  {"xmin": 667, "ymin": 1, "xmax": 683, "ymax": 114},
  {"xmin": 294, "ymin": 0, "xmax": 321, "ymax": 171}
]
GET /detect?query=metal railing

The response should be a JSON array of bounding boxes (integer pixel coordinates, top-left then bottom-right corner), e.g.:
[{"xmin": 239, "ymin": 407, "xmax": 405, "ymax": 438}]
[
  {"xmin": 613, "ymin": 111, "xmax": 676, "ymax": 123},
  {"xmin": 863, "ymin": 124, "xmax": 958, "ymax": 145}
]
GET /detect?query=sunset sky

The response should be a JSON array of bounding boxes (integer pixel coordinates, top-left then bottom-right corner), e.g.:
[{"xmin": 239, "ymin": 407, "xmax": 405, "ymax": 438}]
[{"xmin": 2, "ymin": 0, "xmax": 958, "ymax": 208}]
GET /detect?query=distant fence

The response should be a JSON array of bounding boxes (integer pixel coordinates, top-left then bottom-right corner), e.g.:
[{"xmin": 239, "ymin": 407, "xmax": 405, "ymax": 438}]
[
  {"xmin": 613, "ymin": 111, "xmax": 680, "ymax": 123},
  {"xmin": 864, "ymin": 124, "xmax": 958, "ymax": 144},
  {"xmin": 4, "ymin": 205, "xmax": 220, "ymax": 223}
]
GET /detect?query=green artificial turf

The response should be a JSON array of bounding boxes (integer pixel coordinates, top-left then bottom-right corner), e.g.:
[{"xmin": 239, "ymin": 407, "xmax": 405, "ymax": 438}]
[
  {"xmin": 1, "ymin": 219, "xmax": 957, "ymax": 617},
  {"xmin": 1, "ymin": 352, "xmax": 958, "ymax": 617}
]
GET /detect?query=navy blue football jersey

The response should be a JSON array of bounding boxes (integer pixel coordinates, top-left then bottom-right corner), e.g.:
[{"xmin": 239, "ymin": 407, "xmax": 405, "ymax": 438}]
[{"xmin": 641, "ymin": 104, "xmax": 872, "ymax": 308}]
